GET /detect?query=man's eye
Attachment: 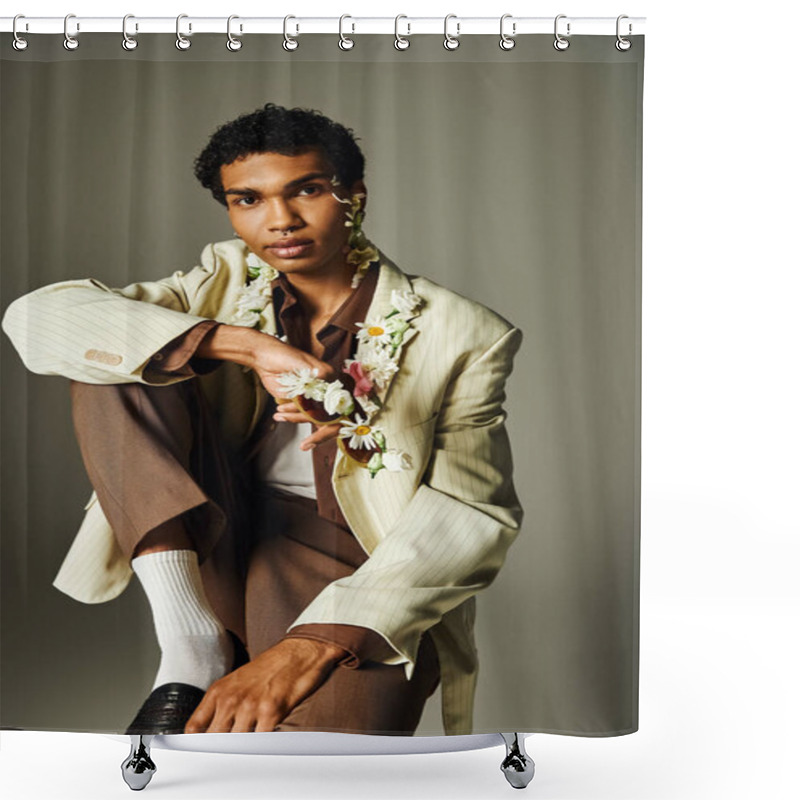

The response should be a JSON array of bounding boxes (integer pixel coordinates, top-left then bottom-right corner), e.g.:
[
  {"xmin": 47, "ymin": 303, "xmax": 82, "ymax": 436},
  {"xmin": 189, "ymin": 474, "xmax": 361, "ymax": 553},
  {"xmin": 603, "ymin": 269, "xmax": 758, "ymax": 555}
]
[
  {"xmin": 297, "ymin": 184, "xmax": 322, "ymax": 197},
  {"xmin": 233, "ymin": 196, "xmax": 256, "ymax": 206}
]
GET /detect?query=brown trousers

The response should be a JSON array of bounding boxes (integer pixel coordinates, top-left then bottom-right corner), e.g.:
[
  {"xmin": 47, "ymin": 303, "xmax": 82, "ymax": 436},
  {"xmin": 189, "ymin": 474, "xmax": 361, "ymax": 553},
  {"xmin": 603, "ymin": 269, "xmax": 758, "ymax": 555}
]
[{"xmin": 69, "ymin": 379, "xmax": 439, "ymax": 734}]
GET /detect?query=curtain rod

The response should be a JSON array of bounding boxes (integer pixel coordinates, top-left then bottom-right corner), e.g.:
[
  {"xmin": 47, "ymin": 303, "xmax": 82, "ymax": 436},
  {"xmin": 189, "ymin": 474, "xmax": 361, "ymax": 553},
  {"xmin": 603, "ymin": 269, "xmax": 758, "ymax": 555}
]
[{"xmin": 1, "ymin": 16, "xmax": 646, "ymax": 37}]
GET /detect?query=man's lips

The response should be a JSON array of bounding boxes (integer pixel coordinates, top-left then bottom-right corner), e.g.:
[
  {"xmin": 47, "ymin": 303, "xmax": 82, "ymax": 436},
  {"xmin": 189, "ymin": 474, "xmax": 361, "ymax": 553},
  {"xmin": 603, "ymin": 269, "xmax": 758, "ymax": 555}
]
[{"xmin": 267, "ymin": 238, "xmax": 313, "ymax": 257}]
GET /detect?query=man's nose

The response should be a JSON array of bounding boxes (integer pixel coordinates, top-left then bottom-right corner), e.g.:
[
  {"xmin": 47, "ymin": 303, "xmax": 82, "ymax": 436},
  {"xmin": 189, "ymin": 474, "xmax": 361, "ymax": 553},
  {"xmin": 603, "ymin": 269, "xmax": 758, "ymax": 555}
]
[{"xmin": 266, "ymin": 198, "xmax": 302, "ymax": 230}]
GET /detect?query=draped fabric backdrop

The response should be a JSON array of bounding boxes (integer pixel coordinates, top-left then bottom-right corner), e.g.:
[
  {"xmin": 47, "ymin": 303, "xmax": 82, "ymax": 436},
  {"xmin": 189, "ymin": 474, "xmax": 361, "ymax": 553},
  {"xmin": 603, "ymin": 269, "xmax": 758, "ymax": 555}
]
[{"xmin": 0, "ymin": 32, "xmax": 643, "ymax": 736}]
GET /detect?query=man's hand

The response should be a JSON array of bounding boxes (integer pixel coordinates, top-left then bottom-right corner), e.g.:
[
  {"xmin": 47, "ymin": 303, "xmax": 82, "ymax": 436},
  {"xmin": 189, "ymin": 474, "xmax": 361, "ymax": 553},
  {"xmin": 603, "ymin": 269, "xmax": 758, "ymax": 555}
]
[
  {"xmin": 272, "ymin": 400, "xmax": 343, "ymax": 451},
  {"xmin": 197, "ymin": 323, "xmax": 336, "ymax": 394},
  {"xmin": 196, "ymin": 325, "xmax": 343, "ymax": 450},
  {"xmin": 184, "ymin": 637, "xmax": 348, "ymax": 733},
  {"xmin": 250, "ymin": 335, "xmax": 335, "ymax": 399}
]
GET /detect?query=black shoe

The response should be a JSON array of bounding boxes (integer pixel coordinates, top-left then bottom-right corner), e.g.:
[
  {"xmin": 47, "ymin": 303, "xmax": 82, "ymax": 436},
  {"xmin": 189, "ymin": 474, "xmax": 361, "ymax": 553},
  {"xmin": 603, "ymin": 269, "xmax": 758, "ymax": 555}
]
[
  {"xmin": 125, "ymin": 682, "xmax": 205, "ymax": 735},
  {"xmin": 124, "ymin": 631, "xmax": 249, "ymax": 735}
]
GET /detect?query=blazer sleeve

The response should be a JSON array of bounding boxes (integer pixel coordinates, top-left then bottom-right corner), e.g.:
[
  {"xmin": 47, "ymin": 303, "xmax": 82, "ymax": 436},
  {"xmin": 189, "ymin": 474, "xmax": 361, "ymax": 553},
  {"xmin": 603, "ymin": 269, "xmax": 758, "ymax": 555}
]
[
  {"xmin": 287, "ymin": 324, "xmax": 524, "ymax": 676},
  {"xmin": 1, "ymin": 243, "xmax": 228, "ymax": 385}
]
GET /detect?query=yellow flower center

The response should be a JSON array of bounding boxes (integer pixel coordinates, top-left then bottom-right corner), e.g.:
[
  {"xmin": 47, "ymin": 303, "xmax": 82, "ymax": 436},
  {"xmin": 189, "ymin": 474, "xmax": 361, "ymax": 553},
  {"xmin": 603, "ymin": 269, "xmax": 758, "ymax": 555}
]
[
  {"xmin": 354, "ymin": 425, "xmax": 371, "ymax": 436},
  {"xmin": 368, "ymin": 326, "xmax": 385, "ymax": 336}
]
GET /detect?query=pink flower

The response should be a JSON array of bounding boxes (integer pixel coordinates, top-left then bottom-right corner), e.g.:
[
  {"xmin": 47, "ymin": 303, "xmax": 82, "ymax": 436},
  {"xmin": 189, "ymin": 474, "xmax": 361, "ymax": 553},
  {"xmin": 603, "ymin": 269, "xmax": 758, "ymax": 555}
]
[{"xmin": 344, "ymin": 361, "xmax": 374, "ymax": 397}]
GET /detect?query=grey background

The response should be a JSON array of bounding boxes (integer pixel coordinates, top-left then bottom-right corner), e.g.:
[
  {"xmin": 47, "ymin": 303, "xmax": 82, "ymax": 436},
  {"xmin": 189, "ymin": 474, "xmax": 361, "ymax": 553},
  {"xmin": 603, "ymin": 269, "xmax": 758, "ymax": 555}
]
[{"xmin": 0, "ymin": 33, "xmax": 642, "ymax": 735}]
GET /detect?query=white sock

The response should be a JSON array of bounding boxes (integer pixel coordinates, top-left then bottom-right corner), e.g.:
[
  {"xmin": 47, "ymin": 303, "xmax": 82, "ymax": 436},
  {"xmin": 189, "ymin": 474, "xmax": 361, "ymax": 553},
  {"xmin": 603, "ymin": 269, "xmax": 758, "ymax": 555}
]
[{"xmin": 131, "ymin": 549, "xmax": 234, "ymax": 692}]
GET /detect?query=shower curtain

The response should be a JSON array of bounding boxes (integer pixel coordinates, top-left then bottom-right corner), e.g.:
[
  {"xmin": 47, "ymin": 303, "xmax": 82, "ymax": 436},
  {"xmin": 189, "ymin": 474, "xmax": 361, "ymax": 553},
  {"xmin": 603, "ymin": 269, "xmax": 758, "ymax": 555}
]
[{"xmin": 0, "ymin": 29, "xmax": 643, "ymax": 738}]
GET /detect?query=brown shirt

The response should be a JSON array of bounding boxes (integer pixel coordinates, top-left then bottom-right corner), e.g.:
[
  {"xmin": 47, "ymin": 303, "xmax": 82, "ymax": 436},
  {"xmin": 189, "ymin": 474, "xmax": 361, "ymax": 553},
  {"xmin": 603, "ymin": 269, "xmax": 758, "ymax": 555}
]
[
  {"xmin": 146, "ymin": 262, "xmax": 393, "ymax": 667},
  {"xmin": 258, "ymin": 262, "xmax": 379, "ymax": 526}
]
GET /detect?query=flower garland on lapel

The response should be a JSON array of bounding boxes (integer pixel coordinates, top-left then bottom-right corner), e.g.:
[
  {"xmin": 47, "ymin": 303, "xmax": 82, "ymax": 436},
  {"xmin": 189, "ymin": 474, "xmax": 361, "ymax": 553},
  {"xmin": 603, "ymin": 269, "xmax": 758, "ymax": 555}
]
[
  {"xmin": 231, "ymin": 252, "xmax": 280, "ymax": 329},
  {"xmin": 334, "ymin": 187, "xmax": 379, "ymax": 290},
  {"xmin": 277, "ymin": 287, "xmax": 424, "ymax": 478}
]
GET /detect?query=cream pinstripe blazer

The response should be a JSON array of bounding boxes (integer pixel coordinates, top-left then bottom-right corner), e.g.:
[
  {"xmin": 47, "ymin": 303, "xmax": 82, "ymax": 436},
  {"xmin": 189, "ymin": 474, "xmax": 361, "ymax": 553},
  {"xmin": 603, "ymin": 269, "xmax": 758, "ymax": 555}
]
[{"xmin": 2, "ymin": 239, "xmax": 523, "ymax": 735}]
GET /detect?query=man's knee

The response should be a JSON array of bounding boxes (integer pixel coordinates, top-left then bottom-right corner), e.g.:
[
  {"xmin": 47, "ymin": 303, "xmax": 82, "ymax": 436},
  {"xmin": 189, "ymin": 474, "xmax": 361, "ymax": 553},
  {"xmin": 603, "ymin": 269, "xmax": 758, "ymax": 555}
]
[
  {"xmin": 70, "ymin": 379, "xmax": 198, "ymax": 431},
  {"xmin": 70, "ymin": 378, "xmax": 127, "ymax": 404}
]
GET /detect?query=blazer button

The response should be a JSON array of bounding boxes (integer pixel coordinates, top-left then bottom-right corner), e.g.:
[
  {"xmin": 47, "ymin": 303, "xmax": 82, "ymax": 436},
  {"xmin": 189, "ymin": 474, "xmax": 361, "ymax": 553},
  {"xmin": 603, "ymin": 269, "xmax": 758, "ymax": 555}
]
[{"xmin": 152, "ymin": 352, "xmax": 164, "ymax": 361}]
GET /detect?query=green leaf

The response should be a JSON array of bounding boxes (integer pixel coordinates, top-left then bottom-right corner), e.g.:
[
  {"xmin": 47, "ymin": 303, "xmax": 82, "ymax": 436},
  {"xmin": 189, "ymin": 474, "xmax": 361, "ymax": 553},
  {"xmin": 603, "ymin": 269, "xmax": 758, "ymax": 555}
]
[{"xmin": 367, "ymin": 452, "xmax": 383, "ymax": 477}]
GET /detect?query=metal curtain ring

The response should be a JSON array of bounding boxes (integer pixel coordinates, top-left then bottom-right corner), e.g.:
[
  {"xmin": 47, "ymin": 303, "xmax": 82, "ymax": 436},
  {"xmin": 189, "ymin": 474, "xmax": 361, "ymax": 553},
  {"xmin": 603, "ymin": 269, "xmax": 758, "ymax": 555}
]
[
  {"xmin": 283, "ymin": 15, "xmax": 299, "ymax": 51},
  {"xmin": 12, "ymin": 14, "xmax": 28, "ymax": 51},
  {"xmin": 339, "ymin": 15, "xmax": 355, "ymax": 50},
  {"xmin": 499, "ymin": 13, "xmax": 516, "ymax": 50},
  {"xmin": 227, "ymin": 15, "xmax": 242, "ymax": 51},
  {"xmin": 63, "ymin": 13, "xmax": 79, "ymax": 51},
  {"xmin": 394, "ymin": 15, "xmax": 410, "ymax": 51},
  {"xmin": 616, "ymin": 14, "xmax": 632, "ymax": 51},
  {"xmin": 176, "ymin": 14, "xmax": 192, "ymax": 50},
  {"xmin": 122, "ymin": 14, "xmax": 138, "ymax": 51},
  {"xmin": 443, "ymin": 14, "xmax": 460, "ymax": 51},
  {"xmin": 553, "ymin": 14, "xmax": 570, "ymax": 51}
]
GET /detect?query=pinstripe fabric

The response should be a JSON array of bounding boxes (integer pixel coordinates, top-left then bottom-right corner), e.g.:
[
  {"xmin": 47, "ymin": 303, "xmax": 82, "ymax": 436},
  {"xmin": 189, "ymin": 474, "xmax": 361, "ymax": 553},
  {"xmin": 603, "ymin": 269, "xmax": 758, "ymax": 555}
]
[{"xmin": 1, "ymin": 239, "xmax": 523, "ymax": 734}]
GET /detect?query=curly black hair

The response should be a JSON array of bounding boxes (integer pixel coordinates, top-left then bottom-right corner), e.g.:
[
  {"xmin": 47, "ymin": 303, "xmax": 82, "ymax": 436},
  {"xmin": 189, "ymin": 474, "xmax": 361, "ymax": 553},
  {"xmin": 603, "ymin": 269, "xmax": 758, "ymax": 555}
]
[{"xmin": 193, "ymin": 103, "xmax": 366, "ymax": 206}]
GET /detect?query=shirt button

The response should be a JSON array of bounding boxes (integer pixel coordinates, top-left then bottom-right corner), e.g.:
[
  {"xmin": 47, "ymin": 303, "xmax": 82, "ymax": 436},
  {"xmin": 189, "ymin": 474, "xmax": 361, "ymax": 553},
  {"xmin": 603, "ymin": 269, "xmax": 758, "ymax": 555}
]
[{"xmin": 324, "ymin": 456, "xmax": 330, "ymax": 466}]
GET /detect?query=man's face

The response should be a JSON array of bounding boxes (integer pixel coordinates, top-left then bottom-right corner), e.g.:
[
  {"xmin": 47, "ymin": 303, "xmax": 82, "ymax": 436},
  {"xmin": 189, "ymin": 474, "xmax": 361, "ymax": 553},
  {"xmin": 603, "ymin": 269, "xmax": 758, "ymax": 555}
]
[{"xmin": 220, "ymin": 149, "xmax": 365, "ymax": 279}]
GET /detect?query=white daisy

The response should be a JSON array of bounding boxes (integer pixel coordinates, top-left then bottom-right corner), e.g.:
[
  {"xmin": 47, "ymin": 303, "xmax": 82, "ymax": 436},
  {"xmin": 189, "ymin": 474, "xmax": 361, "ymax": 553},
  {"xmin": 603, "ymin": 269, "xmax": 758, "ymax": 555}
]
[
  {"xmin": 235, "ymin": 281, "xmax": 268, "ymax": 311},
  {"xmin": 384, "ymin": 315, "xmax": 410, "ymax": 335},
  {"xmin": 354, "ymin": 394, "xmax": 381, "ymax": 417},
  {"xmin": 390, "ymin": 290, "xmax": 423, "ymax": 316},
  {"xmin": 232, "ymin": 271, "xmax": 274, "ymax": 327},
  {"xmin": 245, "ymin": 251, "xmax": 279, "ymax": 281},
  {"xmin": 355, "ymin": 317, "xmax": 394, "ymax": 347},
  {"xmin": 339, "ymin": 414, "xmax": 383, "ymax": 450},
  {"xmin": 277, "ymin": 368, "xmax": 327, "ymax": 401},
  {"xmin": 230, "ymin": 310, "xmax": 261, "ymax": 328}
]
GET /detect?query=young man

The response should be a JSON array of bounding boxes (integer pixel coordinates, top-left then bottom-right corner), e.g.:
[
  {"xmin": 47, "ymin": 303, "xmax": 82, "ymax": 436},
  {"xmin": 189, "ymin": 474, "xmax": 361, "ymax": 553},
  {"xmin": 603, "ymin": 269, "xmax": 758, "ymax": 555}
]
[{"xmin": 2, "ymin": 103, "xmax": 523, "ymax": 736}]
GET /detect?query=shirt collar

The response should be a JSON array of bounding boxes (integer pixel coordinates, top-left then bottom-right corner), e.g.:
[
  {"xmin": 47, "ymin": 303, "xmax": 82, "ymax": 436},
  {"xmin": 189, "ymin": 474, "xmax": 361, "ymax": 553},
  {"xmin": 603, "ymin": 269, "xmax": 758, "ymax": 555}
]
[{"xmin": 270, "ymin": 261, "xmax": 380, "ymax": 335}]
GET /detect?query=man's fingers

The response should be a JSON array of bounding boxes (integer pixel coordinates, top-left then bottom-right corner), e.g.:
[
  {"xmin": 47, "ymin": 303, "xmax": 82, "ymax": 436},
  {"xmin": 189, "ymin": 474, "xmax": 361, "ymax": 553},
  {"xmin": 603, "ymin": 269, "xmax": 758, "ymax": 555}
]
[
  {"xmin": 185, "ymin": 678, "xmax": 284, "ymax": 734},
  {"xmin": 268, "ymin": 399, "xmax": 343, "ymax": 449},
  {"xmin": 255, "ymin": 716, "xmax": 276, "ymax": 733},
  {"xmin": 230, "ymin": 707, "xmax": 263, "ymax": 733},
  {"xmin": 274, "ymin": 411, "xmax": 310, "ymax": 424},
  {"xmin": 204, "ymin": 707, "xmax": 237, "ymax": 733},
  {"xmin": 184, "ymin": 694, "xmax": 215, "ymax": 733},
  {"xmin": 200, "ymin": 689, "xmax": 245, "ymax": 733},
  {"xmin": 300, "ymin": 424, "xmax": 342, "ymax": 451}
]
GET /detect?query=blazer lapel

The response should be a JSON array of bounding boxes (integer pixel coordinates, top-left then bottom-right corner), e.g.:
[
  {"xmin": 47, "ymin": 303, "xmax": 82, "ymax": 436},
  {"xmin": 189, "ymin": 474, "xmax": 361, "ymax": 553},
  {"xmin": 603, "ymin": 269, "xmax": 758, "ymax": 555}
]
[
  {"xmin": 359, "ymin": 253, "xmax": 422, "ymax": 408},
  {"xmin": 258, "ymin": 291, "xmax": 278, "ymax": 337},
  {"xmin": 332, "ymin": 254, "xmax": 424, "ymax": 485}
]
